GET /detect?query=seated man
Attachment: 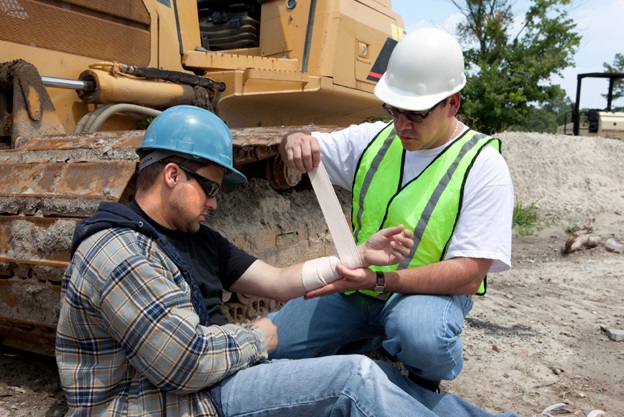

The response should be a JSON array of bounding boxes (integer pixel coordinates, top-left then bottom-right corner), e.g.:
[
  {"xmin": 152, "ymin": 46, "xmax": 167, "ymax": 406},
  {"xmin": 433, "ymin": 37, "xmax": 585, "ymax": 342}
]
[{"xmin": 56, "ymin": 105, "xmax": 518, "ymax": 417}]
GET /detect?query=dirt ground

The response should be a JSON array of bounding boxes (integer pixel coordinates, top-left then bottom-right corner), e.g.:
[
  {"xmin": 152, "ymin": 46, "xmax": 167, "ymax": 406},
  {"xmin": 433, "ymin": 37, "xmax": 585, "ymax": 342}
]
[
  {"xmin": 446, "ymin": 219, "xmax": 624, "ymax": 416},
  {"xmin": 0, "ymin": 132, "xmax": 622, "ymax": 416}
]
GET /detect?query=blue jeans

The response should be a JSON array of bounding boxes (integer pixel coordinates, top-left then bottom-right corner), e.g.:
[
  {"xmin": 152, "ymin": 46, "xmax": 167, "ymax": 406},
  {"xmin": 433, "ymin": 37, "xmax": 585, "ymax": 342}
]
[
  {"xmin": 268, "ymin": 293, "xmax": 473, "ymax": 381},
  {"xmin": 220, "ymin": 355, "xmax": 516, "ymax": 417}
]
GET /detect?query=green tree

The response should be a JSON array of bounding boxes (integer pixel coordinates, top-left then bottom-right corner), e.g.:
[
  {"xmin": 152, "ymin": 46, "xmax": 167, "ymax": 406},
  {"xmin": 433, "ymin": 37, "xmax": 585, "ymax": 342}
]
[
  {"xmin": 602, "ymin": 53, "xmax": 624, "ymax": 107},
  {"xmin": 451, "ymin": 0, "xmax": 581, "ymax": 134},
  {"xmin": 511, "ymin": 86, "xmax": 571, "ymax": 133}
]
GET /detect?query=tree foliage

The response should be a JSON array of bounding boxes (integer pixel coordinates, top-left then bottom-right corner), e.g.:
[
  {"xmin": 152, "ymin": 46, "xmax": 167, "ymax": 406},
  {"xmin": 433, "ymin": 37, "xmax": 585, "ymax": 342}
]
[
  {"xmin": 451, "ymin": 0, "xmax": 581, "ymax": 134},
  {"xmin": 602, "ymin": 53, "xmax": 624, "ymax": 106},
  {"xmin": 510, "ymin": 86, "xmax": 571, "ymax": 133}
]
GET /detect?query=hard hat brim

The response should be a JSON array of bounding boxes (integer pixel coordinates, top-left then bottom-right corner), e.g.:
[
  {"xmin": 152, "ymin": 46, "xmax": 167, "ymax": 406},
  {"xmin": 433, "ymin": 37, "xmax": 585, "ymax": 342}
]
[{"xmin": 224, "ymin": 167, "xmax": 247, "ymax": 185}]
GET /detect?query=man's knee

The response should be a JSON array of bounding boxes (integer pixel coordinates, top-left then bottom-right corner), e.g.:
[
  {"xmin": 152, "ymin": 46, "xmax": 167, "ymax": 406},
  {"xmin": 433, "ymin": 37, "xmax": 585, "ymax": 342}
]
[
  {"xmin": 384, "ymin": 324, "xmax": 464, "ymax": 380},
  {"xmin": 319, "ymin": 355, "xmax": 378, "ymax": 386}
]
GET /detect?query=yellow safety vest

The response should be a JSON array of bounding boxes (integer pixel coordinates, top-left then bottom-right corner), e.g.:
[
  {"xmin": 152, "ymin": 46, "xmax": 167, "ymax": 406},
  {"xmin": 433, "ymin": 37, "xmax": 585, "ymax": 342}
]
[{"xmin": 347, "ymin": 123, "xmax": 500, "ymax": 300}]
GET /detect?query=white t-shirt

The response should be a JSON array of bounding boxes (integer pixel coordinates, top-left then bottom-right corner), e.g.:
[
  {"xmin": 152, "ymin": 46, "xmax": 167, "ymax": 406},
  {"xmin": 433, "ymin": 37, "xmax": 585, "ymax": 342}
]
[{"xmin": 313, "ymin": 121, "xmax": 514, "ymax": 273}]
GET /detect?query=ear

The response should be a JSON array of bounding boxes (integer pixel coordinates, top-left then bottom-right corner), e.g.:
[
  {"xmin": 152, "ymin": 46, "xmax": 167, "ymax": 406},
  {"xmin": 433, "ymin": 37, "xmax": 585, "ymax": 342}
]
[
  {"xmin": 447, "ymin": 92, "xmax": 461, "ymax": 117},
  {"xmin": 162, "ymin": 163, "xmax": 181, "ymax": 190}
]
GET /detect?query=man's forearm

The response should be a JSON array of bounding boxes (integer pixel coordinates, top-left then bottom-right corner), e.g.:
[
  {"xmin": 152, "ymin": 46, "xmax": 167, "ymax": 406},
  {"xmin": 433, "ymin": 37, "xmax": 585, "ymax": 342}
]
[
  {"xmin": 383, "ymin": 257, "xmax": 492, "ymax": 295},
  {"xmin": 232, "ymin": 259, "xmax": 340, "ymax": 302}
]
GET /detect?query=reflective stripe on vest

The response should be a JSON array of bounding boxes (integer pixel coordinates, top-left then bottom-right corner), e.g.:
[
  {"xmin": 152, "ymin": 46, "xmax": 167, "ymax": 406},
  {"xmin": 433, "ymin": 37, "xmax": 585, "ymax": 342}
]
[{"xmin": 348, "ymin": 124, "xmax": 500, "ymax": 300}]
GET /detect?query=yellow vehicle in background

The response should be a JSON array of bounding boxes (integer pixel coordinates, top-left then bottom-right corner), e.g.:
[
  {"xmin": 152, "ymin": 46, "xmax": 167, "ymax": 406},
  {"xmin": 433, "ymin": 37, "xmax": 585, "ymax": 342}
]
[
  {"xmin": 558, "ymin": 72, "xmax": 624, "ymax": 140},
  {"xmin": 0, "ymin": 0, "xmax": 404, "ymax": 355}
]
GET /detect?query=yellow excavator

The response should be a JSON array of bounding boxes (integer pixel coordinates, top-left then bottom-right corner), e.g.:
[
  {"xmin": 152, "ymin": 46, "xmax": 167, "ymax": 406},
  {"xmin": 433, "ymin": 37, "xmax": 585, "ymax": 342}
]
[
  {"xmin": 0, "ymin": 0, "xmax": 404, "ymax": 356},
  {"xmin": 558, "ymin": 72, "xmax": 624, "ymax": 139}
]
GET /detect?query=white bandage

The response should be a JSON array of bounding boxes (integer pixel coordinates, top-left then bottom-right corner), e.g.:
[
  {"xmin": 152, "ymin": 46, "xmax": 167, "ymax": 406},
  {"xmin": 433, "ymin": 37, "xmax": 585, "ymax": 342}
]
[
  {"xmin": 301, "ymin": 256, "xmax": 341, "ymax": 291},
  {"xmin": 309, "ymin": 162, "xmax": 363, "ymax": 268}
]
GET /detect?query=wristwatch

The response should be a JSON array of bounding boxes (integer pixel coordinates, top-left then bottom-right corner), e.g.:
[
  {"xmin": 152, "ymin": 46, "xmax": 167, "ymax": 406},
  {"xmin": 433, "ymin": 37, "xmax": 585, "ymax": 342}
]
[{"xmin": 374, "ymin": 271, "xmax": 386, "ymax": 294}]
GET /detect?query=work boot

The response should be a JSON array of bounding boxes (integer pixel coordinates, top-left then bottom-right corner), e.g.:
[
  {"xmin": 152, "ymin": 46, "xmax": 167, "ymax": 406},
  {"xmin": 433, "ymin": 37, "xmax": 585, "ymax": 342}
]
[{"xmin": 407, "ymin": 372, "xmax": 441, "ymax": 393}]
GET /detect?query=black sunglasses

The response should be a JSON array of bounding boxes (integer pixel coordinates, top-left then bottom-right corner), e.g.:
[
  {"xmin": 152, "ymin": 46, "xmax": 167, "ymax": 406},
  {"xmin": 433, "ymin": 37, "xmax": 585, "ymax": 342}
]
[
  {"xmin": 177, "ymin": 164, "xmax": 220, "ymax": 198},
  {"xmin": 382, "ymin": 99, "xmax": 445, "ymax": 123}
]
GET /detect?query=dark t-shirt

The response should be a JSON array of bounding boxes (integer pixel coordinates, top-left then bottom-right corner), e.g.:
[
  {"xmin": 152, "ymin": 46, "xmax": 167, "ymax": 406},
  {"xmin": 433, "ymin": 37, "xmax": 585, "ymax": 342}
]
[{"xmin": 128, "ymin": 200, "xmax": 257, "ymax": 325}]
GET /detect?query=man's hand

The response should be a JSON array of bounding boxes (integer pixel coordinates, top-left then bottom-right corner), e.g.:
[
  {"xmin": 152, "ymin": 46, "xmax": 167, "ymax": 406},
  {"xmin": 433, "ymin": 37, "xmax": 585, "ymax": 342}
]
[
  {"xmin": 279, "ymin": 131, "xmax": 321, "ymax": 173},
  {"xmin": 251, "ymin": 317, "xmax": 278, "ymax": 353},
  {"xmin": 358, "ymin": 225, "xmax": 414, "ymax": 267},
  {"xmin": 302, "ymin": 225, "xmax": 413, "ymax": 299},
  {"xmin": 304, "ymin": 264, "xmax": 374, "ymax": 299}
]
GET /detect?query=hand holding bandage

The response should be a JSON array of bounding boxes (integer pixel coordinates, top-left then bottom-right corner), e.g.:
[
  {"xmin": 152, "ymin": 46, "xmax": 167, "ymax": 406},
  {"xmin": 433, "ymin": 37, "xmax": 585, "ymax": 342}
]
[
  {"xmin": 302, "ymin": 161, "xmax": 414, "ymax": 292},
  {"xmin": 300, "ymin": 225, "xmax": 414, "ymax": 291}
]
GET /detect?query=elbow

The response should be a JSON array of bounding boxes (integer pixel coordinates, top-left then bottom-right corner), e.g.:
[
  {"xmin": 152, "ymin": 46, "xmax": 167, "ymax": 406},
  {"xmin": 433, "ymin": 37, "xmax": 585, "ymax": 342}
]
[
  {"xmin": 461, "ymin": 275, "xmax": 486, "ymax": 295},
  {"xmin": 463, "ymin": 282, "xmax": 482, "ymax": 295}
]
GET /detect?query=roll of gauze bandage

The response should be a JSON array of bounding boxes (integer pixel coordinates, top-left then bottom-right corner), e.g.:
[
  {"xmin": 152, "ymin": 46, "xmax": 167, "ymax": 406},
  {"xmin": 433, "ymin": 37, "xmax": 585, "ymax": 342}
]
[{"xmin": 301, "ymin": 255, "xmax": 341, "ymax": 291}]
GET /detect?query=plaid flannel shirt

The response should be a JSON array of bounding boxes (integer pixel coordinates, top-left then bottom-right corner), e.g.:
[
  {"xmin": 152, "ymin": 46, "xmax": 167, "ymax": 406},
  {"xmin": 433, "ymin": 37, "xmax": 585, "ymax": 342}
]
[{"xmin": 56, "ymin": 227, "xmax": 267, "ymax": 416}]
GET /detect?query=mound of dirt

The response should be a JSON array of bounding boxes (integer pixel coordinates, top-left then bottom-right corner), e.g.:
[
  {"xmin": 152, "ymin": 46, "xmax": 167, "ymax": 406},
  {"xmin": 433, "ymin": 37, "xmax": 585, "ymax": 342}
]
[
  {"xmin": 500, "ymin": 131, "xmax": 624, "ymax": 228},
  {"xmin": 1, "ymin": 132, "xmax": 622, "ymax": 417},
  {"xmin": 445, "ymin": 132, "xmax": 624, "ymax": 416}
]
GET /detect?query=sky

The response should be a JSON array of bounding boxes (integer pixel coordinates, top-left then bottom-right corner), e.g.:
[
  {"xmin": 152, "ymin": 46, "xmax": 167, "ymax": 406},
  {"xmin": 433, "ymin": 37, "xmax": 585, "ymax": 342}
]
[{"xmin": 390, "ymin": 0, "xmax": 623, "ymax": 109}]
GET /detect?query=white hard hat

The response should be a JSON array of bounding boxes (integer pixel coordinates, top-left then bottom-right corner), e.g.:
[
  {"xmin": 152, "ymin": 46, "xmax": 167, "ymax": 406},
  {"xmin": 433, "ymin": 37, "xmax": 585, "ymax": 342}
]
[{"xmin": 374, "ymin": 28, "xmax": 466, "ymax": 111}]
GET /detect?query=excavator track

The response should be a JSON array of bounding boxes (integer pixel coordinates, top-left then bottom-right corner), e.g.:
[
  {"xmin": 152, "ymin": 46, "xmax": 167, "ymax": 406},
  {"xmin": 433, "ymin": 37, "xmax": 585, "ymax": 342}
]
[
  {"xmin": 0, "ymin": 0, "xmax": 402, "ymax": 357},
  {"xmin": 0, "ymin": 127, "xmax": 339, "ymax": 356}
]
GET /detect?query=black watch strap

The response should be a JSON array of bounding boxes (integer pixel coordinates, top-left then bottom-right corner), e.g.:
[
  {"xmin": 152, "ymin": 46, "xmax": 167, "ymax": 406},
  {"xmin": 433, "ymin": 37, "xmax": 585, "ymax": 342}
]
[{"xmin": 374, "ymin": 271, "xmax": 386, "ymax": 294}]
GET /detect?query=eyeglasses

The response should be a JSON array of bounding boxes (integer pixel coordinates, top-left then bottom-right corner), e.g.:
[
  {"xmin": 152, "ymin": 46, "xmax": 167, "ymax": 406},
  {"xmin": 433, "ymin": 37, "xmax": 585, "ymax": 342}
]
[
  {"xmin": 382, "ymin": 99, "xmax": 445, "ymax": 123},
  {"xmin": 177, "ymin": 164, "xmax": 220, "ymax": 198}
]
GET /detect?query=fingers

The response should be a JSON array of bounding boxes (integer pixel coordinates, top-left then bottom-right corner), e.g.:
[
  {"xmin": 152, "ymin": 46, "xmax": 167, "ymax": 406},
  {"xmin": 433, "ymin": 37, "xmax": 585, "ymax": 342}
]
[
  {"xmin": 304, "ymin": 277, "xmax": 347, "ymax": 299},
  {"xmin": 389, "ymin": 225, "xmax": 414, "ymax": 252},
  {"xmin": 397, "ymin": 231, "xmax": 414, "ymax": 251},
  {"xmin": 304, "ymin": 264, "xmax": 361, "ymax": 298},
  {"xmin": 251, "ymin": 318, "xmax": 278, "ymax": 352},
  {"xmin": 390, "ymin": 240, "xmax": 411, "ymax": 257},
  {"xmin": 377, "ymin": 225, "xmax": 414, "ymax": 250},
  {"xmin": 298, "ymin": 138, "xmax": 321, "ymax": 172},
  {"xmin": 280, "ymin": 132, "xmax": 321, "ymax": 173},
  {"xmin": 304, "ymin": 283, "xmax": 338, "ymax": 299},
  {"xmin": 377, "ymin": 224, "xmax": 405, "ymax": 237}
]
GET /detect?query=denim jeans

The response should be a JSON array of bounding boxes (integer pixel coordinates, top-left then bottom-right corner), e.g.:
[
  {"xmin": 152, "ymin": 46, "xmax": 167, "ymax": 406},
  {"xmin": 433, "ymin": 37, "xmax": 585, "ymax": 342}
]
[
  {"xmin": 219, "ymin": 355, "xmax": 516, "ymax": 417},
  {"xmin": 268, "ymin": 293, "xmax": 473, "ymax": 381}
]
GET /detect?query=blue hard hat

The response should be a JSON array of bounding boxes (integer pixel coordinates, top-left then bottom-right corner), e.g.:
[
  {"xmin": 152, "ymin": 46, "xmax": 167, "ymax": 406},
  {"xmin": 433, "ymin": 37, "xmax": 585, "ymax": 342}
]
[{"xmin": 137, "ymin": 105, "xmax": 246, "ymax": 185}]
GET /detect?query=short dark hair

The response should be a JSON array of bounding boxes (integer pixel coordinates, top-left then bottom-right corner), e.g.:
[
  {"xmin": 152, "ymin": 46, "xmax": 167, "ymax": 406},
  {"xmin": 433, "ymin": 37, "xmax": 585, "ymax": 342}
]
[{"xmin": 136, "ymin": 154, "xmax": 209, "ymax": 191}]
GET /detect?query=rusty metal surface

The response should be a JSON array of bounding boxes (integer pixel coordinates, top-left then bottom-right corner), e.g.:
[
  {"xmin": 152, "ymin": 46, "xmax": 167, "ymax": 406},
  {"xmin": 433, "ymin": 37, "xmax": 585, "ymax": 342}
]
[
  {"xmin": 6, "ymin": 130, "xmax": 144, "ymax": 152},
  {"xmin": 0, "ymin": 60, "xmax": 65, "ymax": 146},
  {"xmin": 0, "ymin": 280, "xmax": 61, "ymax": 323},
  {"xmin": 0, "ymin": 317, "xmax": 56, "ymax": 357},
  {"xmin": 2, "ymin": 125, "xmax": 334, "ymax": 164},
  {"xmin": 0, "ymin": 280, "xmax": 60, "ymax": 357},
  {"xmin": 0, "ymin": 161, "xmax": 137, "ymax": 198},
  {"xmin": 0, "ymin": 129, "xmax": 137, "ymax": 356},
  {"xmin": 0, "ymin": 125, "xmax": 337, "ymax": 357},
  {"xmin": 0, "ymin": 216, "xmax": 75, "ymax": 262}
]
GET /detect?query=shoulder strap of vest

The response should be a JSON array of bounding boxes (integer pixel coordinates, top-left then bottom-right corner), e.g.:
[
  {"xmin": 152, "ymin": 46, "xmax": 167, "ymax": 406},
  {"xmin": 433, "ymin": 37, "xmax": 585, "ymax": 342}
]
[{"xmin": 352, "ymin": 123, "xmax": 403, "ymax": 243}]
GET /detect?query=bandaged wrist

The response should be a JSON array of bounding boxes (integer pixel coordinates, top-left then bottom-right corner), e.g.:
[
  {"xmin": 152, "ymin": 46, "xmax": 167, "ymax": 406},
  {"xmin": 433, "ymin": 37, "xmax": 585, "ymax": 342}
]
[{"xmin": 301, "ymin": 256, "xmax": 341, "ymax": 291}]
